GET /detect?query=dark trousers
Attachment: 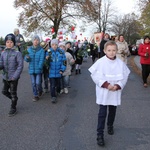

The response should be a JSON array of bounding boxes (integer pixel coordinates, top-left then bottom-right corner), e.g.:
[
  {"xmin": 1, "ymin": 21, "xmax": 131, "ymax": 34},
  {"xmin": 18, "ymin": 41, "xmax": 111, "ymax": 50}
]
[
  {"xmin": 2, "ymin": 79, "xmax": 18, "ymax": 109},
  {"xmin": 141, "ymin": 64, "xmax": 150, "ymax": 83},
  {"xmin": 41, "ymin": 67, "xmax": 49, "ymax": 90},
  {"xmin": 49, "ymin": 78, "xmax": 61, "ymax": 97},
  {"xmin": 92, "ymin": 54, "xmax": 96, "ymax": 63},
  {"xmin": 97, "ymin": 105, "xmax": 117, "ymax": 136}
]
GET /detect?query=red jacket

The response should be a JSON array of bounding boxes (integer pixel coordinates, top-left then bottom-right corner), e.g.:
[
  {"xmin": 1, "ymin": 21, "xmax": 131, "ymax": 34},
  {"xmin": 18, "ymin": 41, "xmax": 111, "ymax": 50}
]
[{"xmin": 138, "ymin": 43, "xmax": 150, "ymax": 64}]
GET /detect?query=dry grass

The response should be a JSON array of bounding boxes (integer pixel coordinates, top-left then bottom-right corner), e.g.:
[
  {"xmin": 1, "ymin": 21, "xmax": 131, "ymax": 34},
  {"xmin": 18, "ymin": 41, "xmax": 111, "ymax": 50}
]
[{"xmin": 129, "ymin": 56, "xmax": 150, "ymax": 83}]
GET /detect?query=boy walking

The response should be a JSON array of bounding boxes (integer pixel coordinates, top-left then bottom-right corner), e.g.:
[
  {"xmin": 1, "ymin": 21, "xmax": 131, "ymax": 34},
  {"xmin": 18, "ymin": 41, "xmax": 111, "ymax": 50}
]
[
  {"xmin": 46, "ymin": 39, "xmax": 66, "ymax": 103},
  {"xmin": 24, "ymin": 35, "xmax": 45, "ymax": 102},
  {"xmin": 59, "ymin": 42, "xmax": 75, "ymax": 94},
  {"xmin": 88, "ymin": 41, "xmax": 130, "ymax": 146},
  {"xmin": 0, "ymin": 33, "xmax": 23, "ymax": 116}
]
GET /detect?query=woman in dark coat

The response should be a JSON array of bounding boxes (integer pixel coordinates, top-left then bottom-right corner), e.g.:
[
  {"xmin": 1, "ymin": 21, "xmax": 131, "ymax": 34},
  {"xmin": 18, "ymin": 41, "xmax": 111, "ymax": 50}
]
[{"xmin": 100, "ymin": 33, "xmax": 110, "ymax": 58}]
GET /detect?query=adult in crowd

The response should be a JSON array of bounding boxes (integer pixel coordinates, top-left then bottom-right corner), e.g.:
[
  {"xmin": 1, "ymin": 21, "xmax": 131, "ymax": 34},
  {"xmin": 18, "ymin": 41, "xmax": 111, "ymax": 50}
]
[
  {"xmin": 14, "ymin": 28, "xmax": 25, "ymax": 53},
  {"xmin": 99, "ymin": 33, "xmax": 110, "ymax": 58},
  {"xmin": 138, "ymin": 35, "xmax": 150, "ymax": 87},
  {"xmin": 116, "ymin": 34, "xmax": 130, "ymax": 64},
  {"xmin": 90, "ymin": 39, "xmax": 98, "ymax": 64}
]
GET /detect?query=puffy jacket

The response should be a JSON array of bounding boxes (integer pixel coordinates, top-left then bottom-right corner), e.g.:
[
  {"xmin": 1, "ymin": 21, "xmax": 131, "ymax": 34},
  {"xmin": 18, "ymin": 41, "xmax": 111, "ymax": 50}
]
[
  {"xmin": 25, "ymin": 46, "xmax": 45, "ymax": 74},
  {"xmin": 0, "ymin": 48, "xmax": 23, "ymax": 81},
  {"xmin": 63, "ymin": 52, "xmax": 74, "ymax": 76},
  {"xmin": 138, "ymin": 43, "xmax": 150, "ymax": 64},
  {"xmin": 116, "ymin": 40, "xmax": 129, "ymax": 64},
  {"xmin": 46, "ymin": 47, "xmax": 66, "ymax": 78}
]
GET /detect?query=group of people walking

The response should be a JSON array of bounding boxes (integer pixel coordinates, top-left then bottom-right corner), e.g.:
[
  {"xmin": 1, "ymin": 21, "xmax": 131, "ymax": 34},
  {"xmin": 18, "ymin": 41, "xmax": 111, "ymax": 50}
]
[
  {"xmin": 1, "ymin": 29, "xmax": 150, "ymax": 147},
  {"xmin": 0, "ymin": 30, "xmax": 85, "ymax": 117},
  {"xmin": 89, "ymin": 33, "xmax": 150, "ymax": 147},
  {"xmin": 90, "ymin": 33, "xmax": 130, "ymax": 64}
]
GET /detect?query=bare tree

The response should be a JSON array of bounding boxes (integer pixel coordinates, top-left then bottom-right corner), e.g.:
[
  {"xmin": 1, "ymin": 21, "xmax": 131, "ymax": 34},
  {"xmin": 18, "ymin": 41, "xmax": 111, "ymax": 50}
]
[
  {"xmin": 138, "ymin": 0, "xmax": 150, "ymax": 10},
  {"xmin": 75, "ymin": 0, "xmax": 115, "ymax": 33},
  {"xmin": 111, "ymin": 13, "xmax": 142, "ymax": 44},
  {"xmin": 14, "ymin": 0, "xmax": 83, "ymax": 37}
]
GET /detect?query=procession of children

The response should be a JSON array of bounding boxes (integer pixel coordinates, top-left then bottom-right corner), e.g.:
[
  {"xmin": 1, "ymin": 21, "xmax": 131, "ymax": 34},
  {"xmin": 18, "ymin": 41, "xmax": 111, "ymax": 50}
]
[{"xmin": 0, "ymin": 32, "xmax": 86, "ymax": 116}]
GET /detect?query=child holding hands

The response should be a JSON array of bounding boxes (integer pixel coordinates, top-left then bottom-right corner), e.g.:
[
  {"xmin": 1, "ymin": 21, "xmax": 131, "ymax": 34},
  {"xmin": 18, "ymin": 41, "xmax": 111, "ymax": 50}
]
[{"xmin": 88, "ymin": 41, "xmax": 130, "ymax": 146}]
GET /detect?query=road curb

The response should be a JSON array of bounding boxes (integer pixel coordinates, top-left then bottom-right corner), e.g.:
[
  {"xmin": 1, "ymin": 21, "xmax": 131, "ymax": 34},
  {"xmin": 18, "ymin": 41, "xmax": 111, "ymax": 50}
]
[
  {"xmin": 129, "ymin": 56, "xmax": 141, "ymax": 76},
  {"xmin": 129, "ymin": 56, "xmax": 150, "ymax": 82}
]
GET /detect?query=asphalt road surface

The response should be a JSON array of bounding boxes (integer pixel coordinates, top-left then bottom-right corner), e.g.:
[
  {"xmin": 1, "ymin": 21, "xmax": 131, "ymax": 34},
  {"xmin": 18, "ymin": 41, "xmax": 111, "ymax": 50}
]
[{"xmin": 0, "ymin": 56, "xmax": 150, "ymax": 150}]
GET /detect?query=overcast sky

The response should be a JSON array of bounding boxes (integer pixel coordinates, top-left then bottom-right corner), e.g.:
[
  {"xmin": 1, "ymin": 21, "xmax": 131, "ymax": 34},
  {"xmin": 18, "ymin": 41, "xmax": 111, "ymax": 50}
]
[{"xmin": 0, "ymin": 0, "xmax": 136, "ymax": 39}]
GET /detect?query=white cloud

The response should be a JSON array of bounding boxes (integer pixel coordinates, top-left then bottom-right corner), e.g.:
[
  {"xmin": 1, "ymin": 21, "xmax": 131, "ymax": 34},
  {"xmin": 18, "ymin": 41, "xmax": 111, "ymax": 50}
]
[
  {"xmin": 0, "ymin": 0, "xmax": 136, "ymax": 39},
  {"xmin": 114, "ymin": 0, "xmax": 135, "ymax": 14}
]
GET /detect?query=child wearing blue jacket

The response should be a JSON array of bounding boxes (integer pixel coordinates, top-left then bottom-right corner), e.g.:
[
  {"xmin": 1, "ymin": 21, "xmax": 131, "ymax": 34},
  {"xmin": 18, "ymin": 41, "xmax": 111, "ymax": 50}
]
[
  {"xmin": 46, "ymin": 39, "xmax": 66, "ymax": 103},
  {"xmin": 24, "ymin": 35, "xmax": 45, "ymax": 102}
]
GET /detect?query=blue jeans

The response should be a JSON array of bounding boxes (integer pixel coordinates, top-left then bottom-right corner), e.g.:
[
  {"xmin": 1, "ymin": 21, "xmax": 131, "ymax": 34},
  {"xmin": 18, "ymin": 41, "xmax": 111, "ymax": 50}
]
[
  {"xmin": 97, "ymin": 105, "xmax": 117, "ymax": 136},
  {"xmin": 63, "ymin": 75, "xmax": 70, "ymax": 88},
  {"xmin": 30, "ymin": 74, "xmax": 42, "ymax": 96},
  {"xmin": 49, "ymin": 78, "xmax": 61, "ymax": 97}
]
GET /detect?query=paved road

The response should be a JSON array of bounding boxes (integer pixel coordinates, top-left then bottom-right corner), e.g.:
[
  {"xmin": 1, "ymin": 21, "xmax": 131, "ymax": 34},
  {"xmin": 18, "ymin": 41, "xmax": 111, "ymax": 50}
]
[{"xmin": 0, "ymin": 56, "xmax": 150, "ymax": 150}]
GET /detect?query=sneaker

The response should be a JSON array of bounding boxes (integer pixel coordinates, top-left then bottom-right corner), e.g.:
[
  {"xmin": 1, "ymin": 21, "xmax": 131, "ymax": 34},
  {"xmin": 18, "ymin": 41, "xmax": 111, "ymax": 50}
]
[
  {"xmin": 97, "ymin": 135, "xmax": 105, "ymax": 146},
  {"xmin": 32, "ymin": 96, "xmax": 39, "ymax": 102},
  {"xmin": 51, "ymin": 97, "xmax": 57, "ymax": 103},
  {"xmin": 107, "ymin": 126, "xmax": 114, "ymax": 135},
  {"xmin": 38, "ymin": 91, "xmax": 43, "ymax": 97},
  {"xmin": 60, "ymin": 89, "xmax": 64, "ymax": 94},
  {"xmin": 8, "ymin": 108, "xmax": 17, "ymax": 117},
  {"xmin": 64, "ymin": 88, "xmax": 68, "ymax": 94}
]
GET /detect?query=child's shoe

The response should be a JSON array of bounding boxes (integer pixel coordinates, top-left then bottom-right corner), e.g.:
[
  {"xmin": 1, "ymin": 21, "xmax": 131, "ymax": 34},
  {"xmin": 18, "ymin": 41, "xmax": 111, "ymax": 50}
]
[
  {"xmin": 107, "ymin": 126, "xmax": 114, "ymax": 135},
  {"xmin": 79, "ymin": 69, "xmax": 81, "ymax": 74},
  {"xmin": 64, "ymin": 88, "xmax": 68, "ymax": 94},
  {"xmin": 97, "ymin": 135, "xmax": 105, "ymax": 146},
  {"xmin": 60, "ymin": 89, "xmax": 64, "ymax": 94},
  {"xmin": 51, "ymin": 97, "xmax": 57, "ymax": 103},
  {"xmin": 8, "ymin": 108, "xmax": 17, "ymax": 117},
  {"xmin": 32, "ymin": 96, "xmax": 39, "ymax": 102},
  {"xmin": 38, "ymin": 91, "xmax": 43, "ymax": 97}
]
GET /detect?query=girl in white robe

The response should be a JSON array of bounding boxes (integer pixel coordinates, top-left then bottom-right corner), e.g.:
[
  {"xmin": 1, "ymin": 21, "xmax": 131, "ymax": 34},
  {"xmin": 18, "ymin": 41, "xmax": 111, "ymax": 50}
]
[{"xmin": 88, "ymin": 41, "xmax": 130, "ymax": 146}]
